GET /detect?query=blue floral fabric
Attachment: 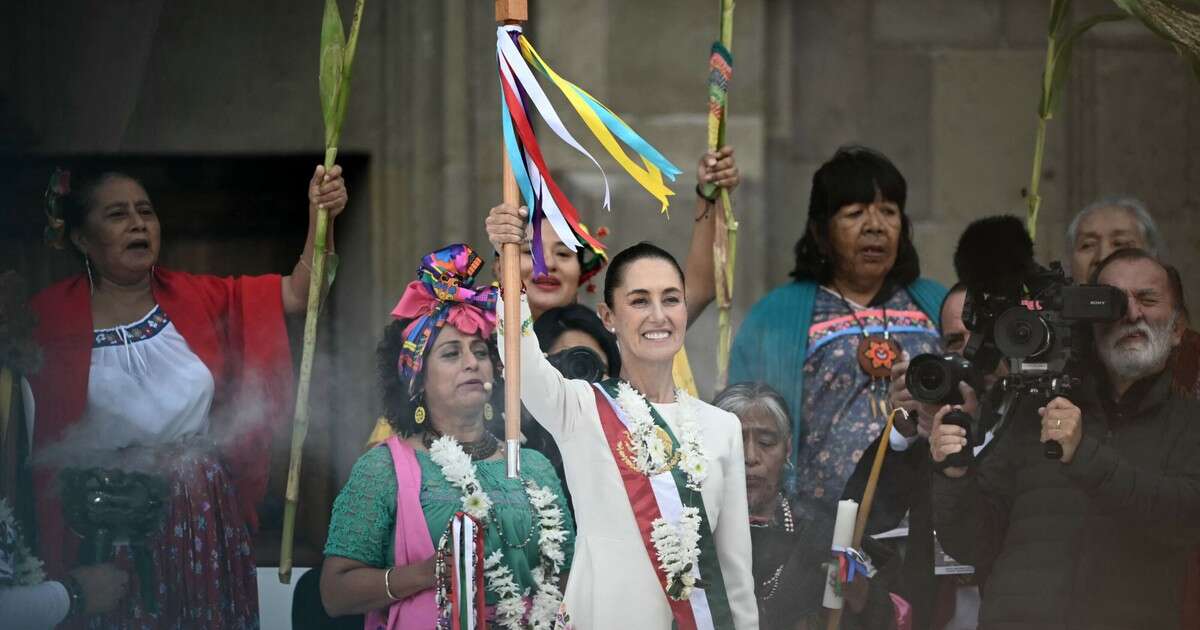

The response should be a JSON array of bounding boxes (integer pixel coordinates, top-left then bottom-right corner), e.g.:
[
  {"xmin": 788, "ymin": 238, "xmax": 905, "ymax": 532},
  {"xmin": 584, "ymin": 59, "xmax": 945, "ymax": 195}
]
[{"xmin": 794, "ymin": 288, "xmax": 940, "ymax": 507}]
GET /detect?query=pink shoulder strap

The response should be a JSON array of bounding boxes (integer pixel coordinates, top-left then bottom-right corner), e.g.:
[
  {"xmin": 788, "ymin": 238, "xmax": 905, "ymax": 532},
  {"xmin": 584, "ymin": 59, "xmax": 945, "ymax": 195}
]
[{"xmin": 364, "ymin": 436, "xmax": 437, "ymax": 629}]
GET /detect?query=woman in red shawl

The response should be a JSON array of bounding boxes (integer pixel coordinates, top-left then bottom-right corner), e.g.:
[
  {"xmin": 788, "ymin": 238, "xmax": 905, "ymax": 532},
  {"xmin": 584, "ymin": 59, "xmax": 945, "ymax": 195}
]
[{"xmin": 29, "ymin": 164, "xmax": 347, "ymax": 628}]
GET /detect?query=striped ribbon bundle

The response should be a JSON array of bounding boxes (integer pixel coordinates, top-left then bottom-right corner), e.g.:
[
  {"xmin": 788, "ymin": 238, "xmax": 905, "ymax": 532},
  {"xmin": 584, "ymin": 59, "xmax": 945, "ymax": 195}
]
[
  {"xmin": 448, "ymin": 513, "xmax": 485, "ymax": 630},
  {"xmin": 496, "ymin": 25, "xmax": 682, "ymax": 275}
]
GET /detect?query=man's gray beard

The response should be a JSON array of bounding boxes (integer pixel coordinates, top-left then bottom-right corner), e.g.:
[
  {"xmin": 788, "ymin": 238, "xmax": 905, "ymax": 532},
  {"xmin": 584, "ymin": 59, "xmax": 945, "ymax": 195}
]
[{"xmin": 1098, "ymin": 314, "xmax": 1177, "ymax": 383}]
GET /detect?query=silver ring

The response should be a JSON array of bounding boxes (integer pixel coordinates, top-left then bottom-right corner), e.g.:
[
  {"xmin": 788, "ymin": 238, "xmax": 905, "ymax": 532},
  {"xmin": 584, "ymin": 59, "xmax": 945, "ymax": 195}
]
[{"xmin": 1056, "ymin": 418, "xmax": 1062, "ymax": 429}]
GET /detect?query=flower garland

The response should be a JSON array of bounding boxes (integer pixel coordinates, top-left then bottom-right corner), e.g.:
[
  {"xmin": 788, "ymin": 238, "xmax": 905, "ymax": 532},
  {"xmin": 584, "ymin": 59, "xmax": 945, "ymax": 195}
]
[
  {"xmin": 0, "ymin": 498, "xmax": 45, "ymax": 586},
  {"xmin": 650, "ymin": 507, "xmax": 703, "ymax": 601},
  {"xmin": 427, "ymin": 436, "xmax": 566, "ymax": 629},
  {"xmin": 612, "ymin": 382, "xmax": 709, "ymax": 490},
  {"xmin": 611, "ymin": 382, "xmax": 711, "ymax": 600}
]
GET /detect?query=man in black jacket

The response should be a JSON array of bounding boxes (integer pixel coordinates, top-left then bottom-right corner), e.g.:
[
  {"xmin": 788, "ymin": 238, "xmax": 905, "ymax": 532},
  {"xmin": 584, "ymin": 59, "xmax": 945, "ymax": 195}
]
[
  {"xmin": 845, "ymin": 282, "xmax": 1005, "ymax": 629},
  {"xmin": 929, "ymin": 249, "xmax": 1200, "ymax": 630}
]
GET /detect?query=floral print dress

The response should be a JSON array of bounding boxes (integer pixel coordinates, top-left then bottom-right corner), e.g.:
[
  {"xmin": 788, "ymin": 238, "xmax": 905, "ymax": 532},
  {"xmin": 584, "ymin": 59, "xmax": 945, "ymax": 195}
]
[{"xmin": 794, "ymin": 287, "xmax": 940, "ymax": 508}]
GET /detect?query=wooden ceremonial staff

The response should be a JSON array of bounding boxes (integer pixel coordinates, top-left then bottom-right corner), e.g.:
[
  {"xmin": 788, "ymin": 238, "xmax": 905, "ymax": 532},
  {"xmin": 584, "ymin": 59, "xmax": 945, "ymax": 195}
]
[
  {"xmin": 825, "ymin": 407, "xmax": 901, "ymax": 630},
  {"xmin": 497, "ymin": 0, "xmax": 527, "ymax": 478}
]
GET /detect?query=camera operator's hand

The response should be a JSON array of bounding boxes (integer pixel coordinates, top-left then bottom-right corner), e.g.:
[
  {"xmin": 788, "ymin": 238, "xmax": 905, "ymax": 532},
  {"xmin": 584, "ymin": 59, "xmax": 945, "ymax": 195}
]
[
  {"xmin": 1039, "ymin": 397, "xmax": 1083, "ymax": 463},
  {"xmin": 930, "ymin": 406, "xmax": 969, "ymax": 478},
  {"xmin": 888, "ymin": 352, "xmax": 920, "ymax": 437},
  {"xmin": 928, "ymin": 382, "xmax": 979, "ymax": 478},
  {"xmin": 69, "ymin": 563, "xmax": 129, "ymax": 614},
  {"xmin": 917, "ymin": 380, "xmax": 979, "ymax": 441}
]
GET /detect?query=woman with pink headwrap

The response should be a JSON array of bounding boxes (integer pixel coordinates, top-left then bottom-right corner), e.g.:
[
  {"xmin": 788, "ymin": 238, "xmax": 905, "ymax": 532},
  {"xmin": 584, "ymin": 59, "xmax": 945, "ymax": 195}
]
[{"xmin": 319, "ymin": 243, "xmax": 574, "ymax": 629}]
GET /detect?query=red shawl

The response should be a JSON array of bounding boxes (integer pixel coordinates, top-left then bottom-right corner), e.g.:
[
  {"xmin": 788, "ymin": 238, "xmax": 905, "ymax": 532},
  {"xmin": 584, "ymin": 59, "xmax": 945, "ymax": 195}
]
[{"xmin": 27, "ymin": 267, "xmax": 294, "ymax": 574}]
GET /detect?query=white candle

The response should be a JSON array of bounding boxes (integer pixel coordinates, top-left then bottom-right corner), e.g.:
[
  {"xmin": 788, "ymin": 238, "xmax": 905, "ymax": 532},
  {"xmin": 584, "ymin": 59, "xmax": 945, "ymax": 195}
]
[{"xmin": 823, "ymin": 499, "xmax": 859, "ymax": 609}]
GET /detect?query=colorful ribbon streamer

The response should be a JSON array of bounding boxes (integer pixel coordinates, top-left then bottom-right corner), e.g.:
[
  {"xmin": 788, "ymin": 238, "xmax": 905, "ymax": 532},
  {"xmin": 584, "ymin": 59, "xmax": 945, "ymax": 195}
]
[{"xmin": 496, "ymin": 25, "xmax": 681, "ymax": 275}]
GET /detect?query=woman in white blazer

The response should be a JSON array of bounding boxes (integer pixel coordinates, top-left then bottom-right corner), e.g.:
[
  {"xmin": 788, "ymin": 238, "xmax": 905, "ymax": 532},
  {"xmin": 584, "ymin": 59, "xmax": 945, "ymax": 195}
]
[{"xmin": 489, "ymin": 205, "xmax": 758, "ymax": 630}]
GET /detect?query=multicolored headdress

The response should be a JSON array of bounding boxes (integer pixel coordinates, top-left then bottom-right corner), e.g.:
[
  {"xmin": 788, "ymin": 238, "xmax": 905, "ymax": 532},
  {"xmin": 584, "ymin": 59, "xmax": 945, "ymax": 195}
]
[
  {"xmin": 43, "ymin": 168, "xmax": 71, "ymax": 250},
  {"xmin": 392, "ymin": 244, "xmax": 498, "ymax": 395}
]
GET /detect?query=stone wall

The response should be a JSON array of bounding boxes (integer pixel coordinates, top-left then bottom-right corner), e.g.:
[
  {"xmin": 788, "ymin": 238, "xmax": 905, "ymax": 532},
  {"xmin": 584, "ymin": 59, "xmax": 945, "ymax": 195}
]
[{"xmin": 3, "ymin": 0, "xmax": 1199, "ymax": 484}]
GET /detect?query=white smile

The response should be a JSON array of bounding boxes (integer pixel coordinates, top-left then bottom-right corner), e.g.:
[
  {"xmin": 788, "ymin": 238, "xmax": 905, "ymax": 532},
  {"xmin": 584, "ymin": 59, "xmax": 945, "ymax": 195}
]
[{"xmin": 643, "ymin": 331, "xmax": 671, "ymax": 340}]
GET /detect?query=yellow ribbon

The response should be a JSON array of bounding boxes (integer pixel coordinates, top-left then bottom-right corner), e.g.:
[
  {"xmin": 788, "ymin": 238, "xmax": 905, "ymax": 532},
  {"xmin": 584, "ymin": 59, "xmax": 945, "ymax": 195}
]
[{"xmin": 518, "ymin": 36, "xmax": 677, "ymax": 215}]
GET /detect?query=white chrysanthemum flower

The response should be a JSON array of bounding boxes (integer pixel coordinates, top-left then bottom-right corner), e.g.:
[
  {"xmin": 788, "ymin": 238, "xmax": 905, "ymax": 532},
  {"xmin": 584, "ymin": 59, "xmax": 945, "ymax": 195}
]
[
  {"xmin": 462, "ymin": 491, "xmax": 493, "ymax": 519},
  {"xmin": 14, "ymin": 546, "xmax": 45, "ymax": 586}
]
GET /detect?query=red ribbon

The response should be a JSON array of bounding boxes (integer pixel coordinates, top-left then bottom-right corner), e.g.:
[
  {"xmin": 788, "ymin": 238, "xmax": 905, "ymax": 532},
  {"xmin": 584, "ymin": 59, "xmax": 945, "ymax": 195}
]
[{"xmin": 498, "ymin": 59, "xmax": 606, "ymax": 255}]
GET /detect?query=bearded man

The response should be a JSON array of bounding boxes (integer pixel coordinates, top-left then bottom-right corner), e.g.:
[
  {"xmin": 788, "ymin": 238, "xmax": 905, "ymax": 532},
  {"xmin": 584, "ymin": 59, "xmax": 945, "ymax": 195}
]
[{"xmin": 927, "ymin": 248, "xmax": 1200, "ymax": 630}]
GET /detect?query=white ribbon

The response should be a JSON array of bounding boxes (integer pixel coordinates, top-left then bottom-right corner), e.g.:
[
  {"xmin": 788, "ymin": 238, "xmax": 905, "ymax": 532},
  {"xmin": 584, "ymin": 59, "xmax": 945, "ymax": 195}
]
[{"xmin": 497, "ymin": 25, "xmax": 612, "ymax": 223}]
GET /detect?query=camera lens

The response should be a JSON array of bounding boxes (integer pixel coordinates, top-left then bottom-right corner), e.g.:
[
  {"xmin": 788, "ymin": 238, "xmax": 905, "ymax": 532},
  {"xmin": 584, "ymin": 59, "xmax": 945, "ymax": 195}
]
[
  {"xmin": 907, "ymin": 353, "xmax": 954, "ymax": 404},
  {"xmin": 996, "ymin": 307, "xmax": 1051, "ymax": 359},
  {"xmin": 918, "ymin": 369, "xmax": 942, "ymax": 392},
  {"xmin": 546, "ymin": 346, "xmax": 607, "ymax": 383}
]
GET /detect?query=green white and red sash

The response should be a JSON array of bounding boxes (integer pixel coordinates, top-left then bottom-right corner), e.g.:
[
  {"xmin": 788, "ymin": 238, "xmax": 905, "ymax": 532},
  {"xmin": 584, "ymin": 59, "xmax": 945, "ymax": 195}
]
[{"xmin": 592, "ymin": 380, "xmax": 734, "ymax": 630}]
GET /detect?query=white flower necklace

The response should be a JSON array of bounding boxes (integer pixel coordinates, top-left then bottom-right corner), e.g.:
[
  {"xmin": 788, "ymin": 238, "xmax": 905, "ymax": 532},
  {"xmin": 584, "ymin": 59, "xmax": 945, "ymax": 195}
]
[
  {"xmin": 612, "ymin": 381, "xmax": 710, "ymax": 490},
  {"xmin": 427, "ymin": 436, "xmax": 567, "ymax": 629},
  {"xmin": 611, "ymin": 382, "xmax": 710, "ymax": 600},
  {"xmin": 0, "ymin": 498, "xmax": 45, "ymax": 586},
  {"xmin": 651, "ymin": 507, "xmax": 704, "ymax": 601}
]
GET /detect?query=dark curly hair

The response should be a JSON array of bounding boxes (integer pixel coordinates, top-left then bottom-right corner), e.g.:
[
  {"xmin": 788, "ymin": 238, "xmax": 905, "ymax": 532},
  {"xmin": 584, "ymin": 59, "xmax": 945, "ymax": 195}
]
[
  {"xmin": 376, "ymin": 318, "xmax": 502, "ymax": 436},
  {"xmin": 790, "ymin": 145, "xmax": 920, "ymax": 286}
]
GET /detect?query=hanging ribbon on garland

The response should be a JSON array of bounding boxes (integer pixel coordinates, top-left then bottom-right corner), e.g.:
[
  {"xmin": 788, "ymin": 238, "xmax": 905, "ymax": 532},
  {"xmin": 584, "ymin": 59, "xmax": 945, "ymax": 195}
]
[
  {"xmin": 496, "ymin": 24, "xmax": 682, "ymax": 276},
  {"xmin": 447, "ymin": 513, "xmax": 486, "ymax": 630}
]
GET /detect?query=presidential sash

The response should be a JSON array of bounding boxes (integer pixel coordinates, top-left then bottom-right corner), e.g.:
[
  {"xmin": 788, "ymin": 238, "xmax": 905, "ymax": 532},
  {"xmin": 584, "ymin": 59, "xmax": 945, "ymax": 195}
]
[{"xmin": 591, "ymin": 381, "xmax": 733, "ymax": 630}]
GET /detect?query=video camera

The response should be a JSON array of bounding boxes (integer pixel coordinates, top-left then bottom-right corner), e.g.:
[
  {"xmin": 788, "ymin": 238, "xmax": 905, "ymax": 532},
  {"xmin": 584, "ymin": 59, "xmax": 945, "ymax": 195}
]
[
  {"xmin": 907, "ymin": 216, "xmax": 1127, "ymax": 461},
  {"xmin": 546, "ymin": 346, "xmax": 607, "ymax": 383}
]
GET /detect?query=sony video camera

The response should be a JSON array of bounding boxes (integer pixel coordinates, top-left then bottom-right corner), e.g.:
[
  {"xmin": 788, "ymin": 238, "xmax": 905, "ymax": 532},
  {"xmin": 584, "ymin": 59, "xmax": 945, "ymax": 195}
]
[{"xmin": 907, "ymin": 216, "xmax": 1126, "ymax": 460}]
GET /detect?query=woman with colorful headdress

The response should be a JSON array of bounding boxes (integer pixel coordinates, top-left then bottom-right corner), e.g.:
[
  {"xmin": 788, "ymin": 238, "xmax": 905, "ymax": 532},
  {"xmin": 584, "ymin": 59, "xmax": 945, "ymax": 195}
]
[
  {"xmin": 28, "ymin": 164, "xmax": 347, "ymax": 627},
  {"xmin": 320, "ymin": 243, "xmax": 574, "ymax": 629}
]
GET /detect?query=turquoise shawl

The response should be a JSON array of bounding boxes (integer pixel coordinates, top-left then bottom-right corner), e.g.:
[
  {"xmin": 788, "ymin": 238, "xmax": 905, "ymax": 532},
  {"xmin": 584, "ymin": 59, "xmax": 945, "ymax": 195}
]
[{"xmin": 728, "ymin": 278, "xmax": 947, "ymax": 458}]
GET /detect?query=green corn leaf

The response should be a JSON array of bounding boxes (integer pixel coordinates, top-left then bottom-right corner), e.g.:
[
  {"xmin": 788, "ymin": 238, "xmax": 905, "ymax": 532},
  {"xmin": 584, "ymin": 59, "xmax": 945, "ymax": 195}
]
[
  {"xmin": 1049, "ymin": 0, "xmax": 1073, "ymax": 37},
  {"xmin": 319, "ymin": 0, "xmax": 346, "ymax": 147},
  {"xmin": 1112, "ymin": 0, "xmax": 1200, "ymax": 79},
  {"xmin": 1043, "ymin": 13, "xmax": 1128, "ymax": 116}
]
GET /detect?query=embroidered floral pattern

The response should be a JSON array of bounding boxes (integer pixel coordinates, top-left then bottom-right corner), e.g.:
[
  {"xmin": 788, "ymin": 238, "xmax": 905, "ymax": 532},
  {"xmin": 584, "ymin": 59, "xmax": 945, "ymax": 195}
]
[
  {"xmin": 93, "ymin": 307, "xmax": 170, "ymax": 348},
  {"xmin": 796, "ymin": 289, "xmax": 940, "ymax": 505}
]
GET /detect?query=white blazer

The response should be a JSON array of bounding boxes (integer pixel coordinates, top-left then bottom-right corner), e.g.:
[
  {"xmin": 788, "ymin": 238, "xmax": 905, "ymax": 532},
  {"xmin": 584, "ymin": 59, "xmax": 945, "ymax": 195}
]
[{"xmin": 500, "ymin": 297, "xmax": 758, "ymax": 630}]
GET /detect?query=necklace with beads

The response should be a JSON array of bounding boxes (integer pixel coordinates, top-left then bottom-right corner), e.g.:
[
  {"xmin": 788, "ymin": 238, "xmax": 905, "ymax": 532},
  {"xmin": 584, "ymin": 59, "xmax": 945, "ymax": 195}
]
[
  {"xmin": 422, "ymin": 426, "xmax": 499, "ymax": 461},
  {"xmin": 755, "ymin": 494, "xmax": 795, "ymax": 601}
]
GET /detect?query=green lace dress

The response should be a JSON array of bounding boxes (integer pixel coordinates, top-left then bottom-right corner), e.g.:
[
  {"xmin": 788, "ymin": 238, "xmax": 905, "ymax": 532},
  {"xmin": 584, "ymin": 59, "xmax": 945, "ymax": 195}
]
[{"xmin": 324, "ymin": 445, "xmax": 575, "ymax": 604}]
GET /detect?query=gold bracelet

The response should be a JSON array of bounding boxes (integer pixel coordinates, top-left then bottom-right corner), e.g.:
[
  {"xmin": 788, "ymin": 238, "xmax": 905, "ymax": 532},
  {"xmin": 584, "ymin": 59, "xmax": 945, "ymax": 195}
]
[{"xmin": 384, "ymin": 566, "xmax": 400, "ymax": 600}]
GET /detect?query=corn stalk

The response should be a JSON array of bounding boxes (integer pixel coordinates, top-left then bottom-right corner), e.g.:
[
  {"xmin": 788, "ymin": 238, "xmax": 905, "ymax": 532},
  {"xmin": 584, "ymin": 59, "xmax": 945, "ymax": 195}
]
[
  {"xmin": 279, "ymin": 0, "xmax": 365, "ymax": 585},
  {"xmin": 1027, "ymin": 0, "xmax": 1127, "ymax": 242},
  {"xmin": 705, "ymin": 0, "xmax": 738, "ymax": 389}
]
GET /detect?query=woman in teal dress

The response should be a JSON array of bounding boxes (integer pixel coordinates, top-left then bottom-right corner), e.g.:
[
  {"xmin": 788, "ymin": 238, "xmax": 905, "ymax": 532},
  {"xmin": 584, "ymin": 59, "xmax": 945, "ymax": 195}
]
[{"xmin": 320, "ymin": 244, "xmax": 574, "ymax": 629}]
